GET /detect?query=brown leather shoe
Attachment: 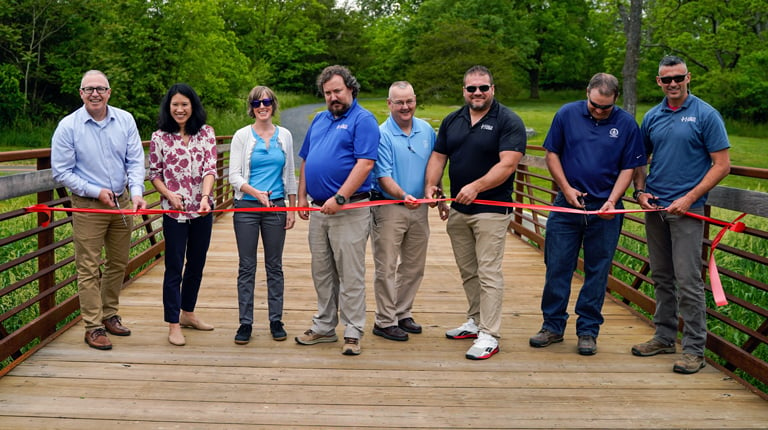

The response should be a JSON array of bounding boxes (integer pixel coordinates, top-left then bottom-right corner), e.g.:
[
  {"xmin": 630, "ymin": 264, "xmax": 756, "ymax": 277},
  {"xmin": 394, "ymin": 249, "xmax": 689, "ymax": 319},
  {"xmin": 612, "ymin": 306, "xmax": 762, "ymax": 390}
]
[
  {"xmin": 373, "ymin": 324, "xmax": 409, "ymax": 341},
  {"xmin": 84, "ymin": 328, "xmax": 112, "ymax": 350},
  {"xmin": 398, "ymin": 317, "xmax": 422, "ymax": 334},
  {"xmin": 102, "ymin": 315, "xmax": 131, "ymax": 336}
]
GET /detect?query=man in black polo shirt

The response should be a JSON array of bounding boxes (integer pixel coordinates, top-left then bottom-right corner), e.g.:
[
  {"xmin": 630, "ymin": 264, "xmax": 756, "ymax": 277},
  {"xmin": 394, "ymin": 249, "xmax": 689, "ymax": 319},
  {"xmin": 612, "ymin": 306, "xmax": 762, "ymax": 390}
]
[{"xmin": 425, "ymin": 65, "xmax": 527, "ymax": 360}]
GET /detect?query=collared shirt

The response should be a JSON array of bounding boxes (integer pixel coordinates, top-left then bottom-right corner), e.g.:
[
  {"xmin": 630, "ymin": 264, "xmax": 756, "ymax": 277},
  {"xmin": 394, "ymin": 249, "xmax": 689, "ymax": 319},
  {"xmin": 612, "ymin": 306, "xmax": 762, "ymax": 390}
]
[
  {"xmin": 52, "ymin": 104, "xmax": 145, "ymax": 199},
  {"xmin": 641, "ymin": 94, "xmax": 730, "ymax": 208},
  {"xmin": 148, "ymin": 124, "xmax": 218, "ymax": 220},
  {"xmin": 374, "ymin": 115, "xmax": 436, "ymax": 199},
  {"xmin": 299, "ymin": 99, "xmax": 379, "ymax": 201},
  {"xmin": 543, "ymin": 100, "xmax": 646, "ymax": 199},
  {"xmin": 434, "ymin": 99, "xmax": 527, "ymax": 214}
]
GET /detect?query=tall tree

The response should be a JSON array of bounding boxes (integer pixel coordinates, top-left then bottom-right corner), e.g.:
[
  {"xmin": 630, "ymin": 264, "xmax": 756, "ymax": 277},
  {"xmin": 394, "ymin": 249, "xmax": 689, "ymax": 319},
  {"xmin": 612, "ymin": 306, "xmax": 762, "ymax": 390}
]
[{"xmin": 619, "ymin": 0, "xmax": 643, "ymax": 116}]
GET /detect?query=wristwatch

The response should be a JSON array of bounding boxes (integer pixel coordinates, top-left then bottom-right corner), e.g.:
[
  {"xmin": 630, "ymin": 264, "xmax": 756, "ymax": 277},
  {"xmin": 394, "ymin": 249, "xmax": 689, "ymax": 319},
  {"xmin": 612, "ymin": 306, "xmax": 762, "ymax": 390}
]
[
  {"xmin": 632, "ymin": 189, "xmax": 645, "ymax": 200},
  {"xmin": 334, "ymin": 194, "xmax": 347, "ymax": 205}
]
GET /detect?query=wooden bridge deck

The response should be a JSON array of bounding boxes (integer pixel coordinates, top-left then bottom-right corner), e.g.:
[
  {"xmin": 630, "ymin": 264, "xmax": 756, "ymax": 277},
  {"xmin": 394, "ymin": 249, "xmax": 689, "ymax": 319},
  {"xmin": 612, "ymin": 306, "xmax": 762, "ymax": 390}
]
[{"xmin": 1, "ymin": 211, "xmax": 767, "ymax": 429}]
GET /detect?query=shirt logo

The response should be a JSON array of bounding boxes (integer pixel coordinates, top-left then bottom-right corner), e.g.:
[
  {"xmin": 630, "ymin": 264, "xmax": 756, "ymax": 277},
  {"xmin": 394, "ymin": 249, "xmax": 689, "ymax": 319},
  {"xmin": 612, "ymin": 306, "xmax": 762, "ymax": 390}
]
[
  {"xmin": 681, "ymin": 116, "xmax": 697, "ymax": 123},
  {"xmin": 337, "ymin": 123, "xmax": 349, "ymax": 130},
  {"xmin": 480, "ymin": 124, "xmax": 494, "ymax": 131},
  {"xmin": 609, "ymin": 128, "xmax": 619, "ymax": 138}
]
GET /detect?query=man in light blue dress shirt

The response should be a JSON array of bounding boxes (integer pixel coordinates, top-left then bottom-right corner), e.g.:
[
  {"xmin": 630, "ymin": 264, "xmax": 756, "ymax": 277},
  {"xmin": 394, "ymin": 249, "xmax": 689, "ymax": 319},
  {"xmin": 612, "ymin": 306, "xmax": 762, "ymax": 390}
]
[{"xmin": 52, "ymin": 70, "xmax": 147, "ymax": 350}]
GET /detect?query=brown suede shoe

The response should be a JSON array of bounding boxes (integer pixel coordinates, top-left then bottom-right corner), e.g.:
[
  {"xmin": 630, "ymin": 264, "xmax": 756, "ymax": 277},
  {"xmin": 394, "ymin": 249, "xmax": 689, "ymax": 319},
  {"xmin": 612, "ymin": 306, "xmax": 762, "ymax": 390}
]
[
  {"xmin": 102, "ymin": 315, "xmax": 131, "ymax": 336},
  {"xmin": 84, "ymin": 328, "xmax": 112, "ymax": 350}
]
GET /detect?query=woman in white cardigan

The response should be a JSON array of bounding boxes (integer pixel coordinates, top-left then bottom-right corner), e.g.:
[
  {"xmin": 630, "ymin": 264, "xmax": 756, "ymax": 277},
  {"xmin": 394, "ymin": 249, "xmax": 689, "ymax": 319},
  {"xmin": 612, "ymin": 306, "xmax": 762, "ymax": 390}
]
[{"xmin": 228, "ymin": 86, "xmax": 297, "ymax": 345}]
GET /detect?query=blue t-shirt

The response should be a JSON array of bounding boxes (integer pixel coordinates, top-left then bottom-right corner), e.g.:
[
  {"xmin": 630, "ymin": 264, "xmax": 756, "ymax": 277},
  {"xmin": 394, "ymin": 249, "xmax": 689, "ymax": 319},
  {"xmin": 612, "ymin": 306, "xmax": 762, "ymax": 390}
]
[
  {"xmin": 641, "ymin": 94, "xmax": 730, "ymax": 208},
  {"xmin": 434, "ymin": 100, "xmax": 527, "ymax": 214},
  {"xmin": 299, "ymin": 100, "xmax": 379, "ymax": 201},
  {"xmin": 543, "ymin": 100, "xmax": 646, "ymax": 200},
  {"xmin": 373, "ymin": 115, "xmax": 436, "ymax": 199},
  {"xmin": 245, "ymin": 127, "xmax": 285, "ymax": 200}
]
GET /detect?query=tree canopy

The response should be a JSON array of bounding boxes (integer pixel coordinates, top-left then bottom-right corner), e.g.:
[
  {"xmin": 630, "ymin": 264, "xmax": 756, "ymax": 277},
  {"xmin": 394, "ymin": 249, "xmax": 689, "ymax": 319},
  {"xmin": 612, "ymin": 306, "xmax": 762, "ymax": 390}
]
[{"xmin": 1, "ymin": 0, "xmax": 767, "ymax": 132}]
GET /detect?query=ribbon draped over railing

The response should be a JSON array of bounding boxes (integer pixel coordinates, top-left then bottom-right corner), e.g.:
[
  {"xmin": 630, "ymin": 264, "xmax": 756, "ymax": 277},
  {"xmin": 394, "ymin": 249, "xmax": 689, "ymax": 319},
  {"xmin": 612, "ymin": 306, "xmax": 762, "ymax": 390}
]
[{"xmin": 25, "ymin": 197, "xmax": 747, "ymax": 306}]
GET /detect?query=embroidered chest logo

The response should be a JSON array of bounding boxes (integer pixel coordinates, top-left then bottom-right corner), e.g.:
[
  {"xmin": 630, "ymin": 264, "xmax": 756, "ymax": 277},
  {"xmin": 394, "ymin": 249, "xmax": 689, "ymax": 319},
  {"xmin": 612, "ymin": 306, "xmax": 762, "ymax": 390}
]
[
  {"xmin": 609, "ymin": 128, "xmax": 619, "ymax": 138},
  {"xmin": 336, "ymin": 124, "xmax": 349, "ymax": 130},
  {"xmin": 681, "ymin": 116, "xmax": 697, "ymax": 123},
  {"xmin": 480, "ymin": 124, "xmax": 494, "ymax": 131}
]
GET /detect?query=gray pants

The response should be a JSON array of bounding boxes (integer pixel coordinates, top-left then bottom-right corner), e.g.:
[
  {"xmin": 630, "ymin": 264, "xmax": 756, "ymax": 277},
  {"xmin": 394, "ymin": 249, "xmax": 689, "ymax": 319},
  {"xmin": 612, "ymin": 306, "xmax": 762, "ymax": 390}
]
[
  {"xmin": 307, "ymin": 204, "xmax": 371, "ymax": 339},
  {"xmin": 645, "ymin": 208, "xmax": 707, "ymax": 356},
  {"xmin": 234, "ymin": 199, "xmax": 286, "ymax": 325}
]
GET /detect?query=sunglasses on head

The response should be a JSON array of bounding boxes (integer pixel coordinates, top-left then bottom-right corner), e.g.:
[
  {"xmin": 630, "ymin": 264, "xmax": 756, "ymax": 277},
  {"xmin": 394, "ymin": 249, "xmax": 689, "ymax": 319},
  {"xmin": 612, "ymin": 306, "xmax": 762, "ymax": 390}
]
[
  {"xmin": 589, "ymin": 98, "xmax": 614, "ymax": 110},
  {"xmin": 659, "ymin": 74, "xmax": 687, "ymax": 84},
  {"xmin": 250, "ymin": 98, "xmax": 273, "ymax": 108},
  {"xmin": 464, "ymin": 85, "xmax": 491, "ymax": 93}
]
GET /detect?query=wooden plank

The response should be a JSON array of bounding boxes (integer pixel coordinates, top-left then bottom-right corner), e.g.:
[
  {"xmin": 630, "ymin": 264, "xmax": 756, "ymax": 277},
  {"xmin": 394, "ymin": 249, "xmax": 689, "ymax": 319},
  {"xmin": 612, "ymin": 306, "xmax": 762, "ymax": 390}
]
[{"xmin": 0, "ymin": 211, "xmax": 766, "ymax": 429}]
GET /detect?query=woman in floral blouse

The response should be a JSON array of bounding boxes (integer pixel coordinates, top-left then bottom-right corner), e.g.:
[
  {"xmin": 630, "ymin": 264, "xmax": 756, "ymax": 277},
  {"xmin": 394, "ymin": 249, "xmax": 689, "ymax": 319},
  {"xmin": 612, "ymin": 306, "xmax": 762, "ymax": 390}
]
[
  {"xmin": 229, "ymin": 86, "xmax": 297, "ymax": 345},
  {"xmin": 149, "ymin": 83, "xmax": 218, "ymax": 346}
]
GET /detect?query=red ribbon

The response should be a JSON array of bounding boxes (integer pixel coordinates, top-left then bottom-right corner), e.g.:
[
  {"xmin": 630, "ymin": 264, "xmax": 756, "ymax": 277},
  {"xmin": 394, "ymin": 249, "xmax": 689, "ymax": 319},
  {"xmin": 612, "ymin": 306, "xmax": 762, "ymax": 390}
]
[{"xmin": 25, "ymin": 198, "xmax": 747, "ymax": 306}]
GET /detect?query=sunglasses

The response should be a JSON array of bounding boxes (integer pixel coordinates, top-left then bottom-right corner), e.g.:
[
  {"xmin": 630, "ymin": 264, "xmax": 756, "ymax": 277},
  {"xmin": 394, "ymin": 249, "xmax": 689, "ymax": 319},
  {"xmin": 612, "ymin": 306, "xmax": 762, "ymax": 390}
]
[
  {"xmin": 250, "ymin": 98, "xmax": 273, "ymax": 108},
  {"xmin": 464, "ymin": 85, "xmax": 491, "ymax": 93},
  {"xmin": 589, "ymin": 98, "xmax": 614, "ymax": 110},
  {"xmin": 659, "ymin": 74, "xmax": 687, "ymax": 84}
]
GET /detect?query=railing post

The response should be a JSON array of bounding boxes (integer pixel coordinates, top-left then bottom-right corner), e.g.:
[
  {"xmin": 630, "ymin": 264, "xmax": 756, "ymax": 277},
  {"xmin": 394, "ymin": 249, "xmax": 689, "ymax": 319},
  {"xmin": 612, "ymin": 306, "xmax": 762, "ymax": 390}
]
[{"xmin": 36, "ymin": 155, "xmax": 56, "ymax": 339}]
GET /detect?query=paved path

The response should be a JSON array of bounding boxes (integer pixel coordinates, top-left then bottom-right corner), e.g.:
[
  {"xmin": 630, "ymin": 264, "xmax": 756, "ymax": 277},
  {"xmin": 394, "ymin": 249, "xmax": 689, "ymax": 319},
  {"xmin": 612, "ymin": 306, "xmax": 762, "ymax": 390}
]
[{"xmin": 279, "ymin": 103, "xmax": 324, "ymax": 162}]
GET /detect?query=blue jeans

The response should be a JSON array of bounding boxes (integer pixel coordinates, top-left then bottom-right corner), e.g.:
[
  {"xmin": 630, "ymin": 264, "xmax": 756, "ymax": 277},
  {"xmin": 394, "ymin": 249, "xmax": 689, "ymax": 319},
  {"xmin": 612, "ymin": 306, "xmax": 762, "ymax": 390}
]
[
  {"xmin": 234, "ymin": 199, "xmax": 287, "ymax": 325},
  {"xmin": 162, "ymin": 213, "xmax": 213, "ymax": 323},
  {"xmin": 540, "ymin": 193, "xmax": 623, "ymax": 337}
]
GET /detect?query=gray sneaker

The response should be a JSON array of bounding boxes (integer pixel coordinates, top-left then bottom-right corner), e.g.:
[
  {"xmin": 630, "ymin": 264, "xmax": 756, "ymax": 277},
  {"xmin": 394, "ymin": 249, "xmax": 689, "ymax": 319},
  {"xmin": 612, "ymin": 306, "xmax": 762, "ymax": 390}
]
[
  {"xmin": 673, "ymin": 353, "xmax": 706, "ymax": 374},
  {"xmin": 631, "ymin": 338, "xmax": 676, "ymax": 356},
  {"xmin": 295, "ymin": 329, "xmax": 338, "ymax": 345},
  {"xmin": 529, "ymin": 329, "xmax": 564, "ymax": 348}
]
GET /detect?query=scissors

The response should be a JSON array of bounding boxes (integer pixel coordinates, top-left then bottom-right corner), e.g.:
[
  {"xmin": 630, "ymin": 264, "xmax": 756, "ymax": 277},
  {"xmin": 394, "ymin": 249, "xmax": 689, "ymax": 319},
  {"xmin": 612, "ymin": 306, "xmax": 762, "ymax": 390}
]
[
  {"xmin": 113, "ymin": 192, "xmax": 128, "ymax": 227},
  {"xmin": 577, "ymin": 194, "xmax": 588, "ymax": 226}
]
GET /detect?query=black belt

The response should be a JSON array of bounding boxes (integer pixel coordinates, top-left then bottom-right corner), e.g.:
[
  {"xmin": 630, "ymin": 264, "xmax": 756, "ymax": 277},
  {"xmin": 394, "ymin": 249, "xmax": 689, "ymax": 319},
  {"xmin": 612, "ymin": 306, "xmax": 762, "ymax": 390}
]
[
  {"xmin": 370, "ymin": 190, "xmax": 405, "ymax": 205},
  {"xmin": 312, "ymin": 192, "xmax": 370, "ymax": 206},
  {"xmin": 73, "ymin": 192, "xmax": 124, "ymax": 202}
]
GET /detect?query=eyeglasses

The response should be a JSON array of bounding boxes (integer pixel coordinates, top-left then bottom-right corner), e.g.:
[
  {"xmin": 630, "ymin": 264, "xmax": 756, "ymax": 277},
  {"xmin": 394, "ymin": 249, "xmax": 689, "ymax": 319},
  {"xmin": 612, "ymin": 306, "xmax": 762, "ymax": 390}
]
[
  {"xmin": 390, "ymin": 99, "xmax": 416, "ymax": 107},
  {"xmin": 464, "ymin": 85, "xmax": 491, "ymax": 93},
  {"xmin": 659, "ymin": 74, "xmax": 687, "ymax": 84},
  {"xmin": 588, "ymin": 99, "xmax": 614, "ymax": 110},
  {"xmin": 250, "ymin": 98, "xmax": 273, "ymax": 108},
  {"xmin": 81, "ymin": 87, "xmax": 109, "ymax": 95}
]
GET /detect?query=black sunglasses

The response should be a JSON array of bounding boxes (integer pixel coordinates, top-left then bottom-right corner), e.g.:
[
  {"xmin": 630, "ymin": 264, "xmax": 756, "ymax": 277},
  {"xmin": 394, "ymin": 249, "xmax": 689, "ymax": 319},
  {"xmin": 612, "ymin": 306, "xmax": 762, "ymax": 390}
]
[
  {"xmin": 250, "ymin": 98, "xmax": 273, "ymax": 108},
  {"xmin": 659, "ymin": 74, "xmax": 687, "ymax": 85},
  {"xmin": 589, "ymin": 98, "xmax": 614, "ymax": 110},
  {"xmin": 464, "ymin": 85, "xmax": 491, "ymax": 93}
]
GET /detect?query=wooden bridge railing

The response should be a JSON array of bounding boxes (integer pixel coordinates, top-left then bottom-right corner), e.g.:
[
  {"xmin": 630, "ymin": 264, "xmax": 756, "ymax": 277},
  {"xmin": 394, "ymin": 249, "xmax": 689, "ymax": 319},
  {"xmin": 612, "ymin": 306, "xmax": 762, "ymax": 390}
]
[
  {"xmin": 0, "ymin": 137, "xmax": 234, "ymax": 374},
  {"xmin": 1, "ymin": 142, "xmax": 767, "ymax": 397}
]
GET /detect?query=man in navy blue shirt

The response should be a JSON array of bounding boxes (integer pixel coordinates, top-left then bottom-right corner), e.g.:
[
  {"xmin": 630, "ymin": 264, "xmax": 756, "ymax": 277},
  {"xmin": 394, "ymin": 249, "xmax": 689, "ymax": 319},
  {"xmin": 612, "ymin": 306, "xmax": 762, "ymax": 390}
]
[
  {"xmin": 631, "ymin": 56, "xmax": 730, "ymax": 374},
  {"xmin": 295, "ymin": 65, "xmax": 379, "ymax": 356},
  {"xmin": 529, "ymin": 73, "xmax": 645, "ymax": 356}
]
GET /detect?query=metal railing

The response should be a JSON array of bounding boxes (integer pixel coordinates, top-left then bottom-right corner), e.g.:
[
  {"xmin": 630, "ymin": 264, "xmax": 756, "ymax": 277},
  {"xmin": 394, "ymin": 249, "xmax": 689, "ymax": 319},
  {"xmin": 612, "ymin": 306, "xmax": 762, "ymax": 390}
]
[{"xmin": 1, "ymin": 142, "xmax": 767, "ymax": 398}]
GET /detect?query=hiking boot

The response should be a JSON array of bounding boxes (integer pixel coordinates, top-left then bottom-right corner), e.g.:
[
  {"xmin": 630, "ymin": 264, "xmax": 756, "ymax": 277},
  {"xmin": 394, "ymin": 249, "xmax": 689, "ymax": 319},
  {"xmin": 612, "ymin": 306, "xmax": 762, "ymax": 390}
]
[
  {"xmin": 631, "ymin": 338, "xmax": 676, "ymax": 356},
  {"xmin": 577, "ymin": 335, "xmax": 597, "ymax": 355},
  {"xmin": 295, "ymin": 329, "xmax": 338, "ymax": 345},
  {"xmin": 445, "ymin": 318, "xmax": 478, "ymax": 339},
  {"xmin": 465, "ymin": 332, "xmax": 499, "ymax": 360},
  {"xmin": 673, "ymin": 353, "xmax": 706, "ymax": 374},
  {"xmin": 234, "ymin": 324, "xmax": 252, "ymax": 345},
  {"xmin": 270, "ymin": 320, "xmax": 287, "ymax": 341},
  {"xmin": 529, "ymin": 329, "xmax": 564, "ymax": 348},
  {"xmin": 342, "ymin": 337, "xmax": 361, "ymax": 355}
]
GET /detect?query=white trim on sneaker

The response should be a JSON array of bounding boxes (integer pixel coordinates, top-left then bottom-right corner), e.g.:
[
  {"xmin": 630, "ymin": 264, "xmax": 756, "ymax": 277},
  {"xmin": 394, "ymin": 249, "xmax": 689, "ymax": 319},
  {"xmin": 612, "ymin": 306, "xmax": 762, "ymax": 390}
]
[{"xmin": 465, "ymin": 332, "xmax": 499, "ymax": 360}]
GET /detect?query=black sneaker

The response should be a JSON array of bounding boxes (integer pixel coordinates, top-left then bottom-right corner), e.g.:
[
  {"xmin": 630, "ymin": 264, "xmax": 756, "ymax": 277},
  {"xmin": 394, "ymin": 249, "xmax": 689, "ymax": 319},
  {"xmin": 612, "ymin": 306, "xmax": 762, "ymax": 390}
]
[
  {"xmin": 270, "ymin": 320, "xmax": 287, "ymax": 341},
  {"xmin": 234, "ymin": 324, "xmax": 252, "ymax": 345}
]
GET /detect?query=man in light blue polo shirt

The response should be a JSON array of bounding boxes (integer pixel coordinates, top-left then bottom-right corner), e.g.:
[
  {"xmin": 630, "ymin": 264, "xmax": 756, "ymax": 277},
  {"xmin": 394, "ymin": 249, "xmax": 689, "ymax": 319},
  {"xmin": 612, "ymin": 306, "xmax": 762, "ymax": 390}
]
[
  {"xmin": 631, "ymin": 55, "xmax": 731, "ymax": 374},
  {"xmin": 370, "ymin": 81, "xmax": 436, "ymax": 342}
]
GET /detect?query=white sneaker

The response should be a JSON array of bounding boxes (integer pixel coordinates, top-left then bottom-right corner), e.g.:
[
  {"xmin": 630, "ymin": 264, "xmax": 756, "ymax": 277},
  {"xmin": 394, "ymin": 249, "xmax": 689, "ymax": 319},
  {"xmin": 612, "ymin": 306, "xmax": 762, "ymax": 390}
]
[
  {"xmin": 445, "ymin": 318, "xmax": 478, "ymax": 339},
  {"xmin": 465, "ymin": 332, "xmax": 499, "ymax": 360}
]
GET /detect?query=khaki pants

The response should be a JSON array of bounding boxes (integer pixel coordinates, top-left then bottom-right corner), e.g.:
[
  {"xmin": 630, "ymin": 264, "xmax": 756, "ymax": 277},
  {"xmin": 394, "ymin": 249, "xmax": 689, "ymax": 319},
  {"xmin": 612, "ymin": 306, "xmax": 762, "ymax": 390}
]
[
  {"xmin": 446, "ymin": 210, "xmax": 511, "ymax": 338},
  {"xmin": 71, "ymin": 194, "xmax": 132, "ymax": 331}
]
